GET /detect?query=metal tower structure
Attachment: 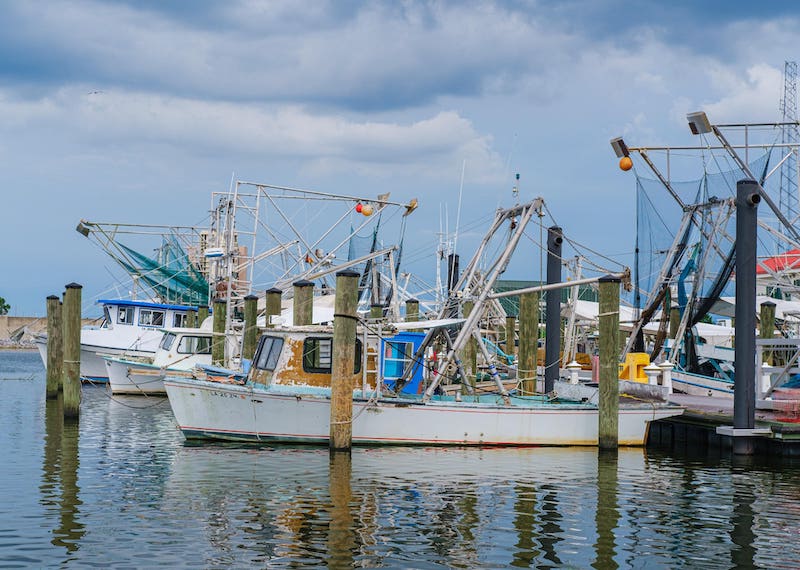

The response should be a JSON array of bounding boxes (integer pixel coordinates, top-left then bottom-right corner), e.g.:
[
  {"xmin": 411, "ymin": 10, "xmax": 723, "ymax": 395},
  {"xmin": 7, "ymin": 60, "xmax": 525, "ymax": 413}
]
[{"xmin": 779, "ymin": 61, "xmax": 799, "ymax": 224}]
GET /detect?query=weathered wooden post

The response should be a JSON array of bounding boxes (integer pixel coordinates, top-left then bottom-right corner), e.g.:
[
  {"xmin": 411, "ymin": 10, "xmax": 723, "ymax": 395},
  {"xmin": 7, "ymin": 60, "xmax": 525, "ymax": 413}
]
[
  {"xmin": 405, "ymin": 298, "xmax": 419, "ymax": 323},
  {"xmin": 732, "ymin": 179, "xmax": 760, "ymax": 455},
  {"xmin": 293, "ymin": 280, "xmax": 314, "ymax": 326},
  {"xmin": 62, "ymin": 283, "xmax": 82, "ymax": 419},
  {"xmin": 518, "ymin": 292, "xmax": 539, "ymax": 394},
  {"xmin": 598, "ymin": 274, "xmax": 620, "ymax": 450},
  {"xmin": 242, "ymin": 294, "xmax": 259, "ymax": 362},
  {"xmin": 545, "ymin": 226, "xmax": 563, "ymax": 392},
  {"xmin": 198, "ymin": 305, "xmax": 209, "ymax": 326},
  {"xmin": 45, "ymin": 295, "xmax": 63, "ymax": 399},
  {"xmin": 760, "ymin": 300, "xmax": 776, "ymax": 366},
  {"xmin": 370, "ymin": 303, "xmax": 383, "ymax": 320},
  {"xmin": 669, "ymin": 307, "xmax": 680, "ymax": 341},
  {"xmin": 265, "ymin": 287, "xmax": 282, "ymax": 328},
  {"xmin": 330, "ymin": 270, "xmax": 359, "ymax": 451},
  {"xmin": 461, "ymin": 300, "xmax": 477, "ymax": 393},
  {"xmin": 505, "ymin": 314, "xmax": 517, "ymax": 357},
  {"xmin": 184, "ymin": 308, "xmax": 196, "ymax": 328},
  {"xmin": 212, "ymin": 298, "xmax": 226, "ymax": 366}
]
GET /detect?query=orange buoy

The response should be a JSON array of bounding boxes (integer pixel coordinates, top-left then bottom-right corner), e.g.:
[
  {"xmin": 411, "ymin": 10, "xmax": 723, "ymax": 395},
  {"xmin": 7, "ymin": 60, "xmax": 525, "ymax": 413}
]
[
  {"xmin": 619, "ymin": 156, "xmax": 633, "ymax": 171},
  {"xmin": 361, "ymin": 203, "xmax": 374, "ymax": 216}
]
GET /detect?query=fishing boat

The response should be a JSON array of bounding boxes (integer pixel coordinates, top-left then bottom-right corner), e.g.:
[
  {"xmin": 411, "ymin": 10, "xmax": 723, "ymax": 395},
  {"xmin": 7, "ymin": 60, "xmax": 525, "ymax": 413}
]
[
  {"xmin": 35, "ymin": 299, "xmax": 198, "ymax": 382},
  {"xmin": 164, "ymin": 326, "xmax": 683, "ymax": 446},
  {"xmin": 103, "ymin": 327, "xmax": 215, "ymax": 395}
]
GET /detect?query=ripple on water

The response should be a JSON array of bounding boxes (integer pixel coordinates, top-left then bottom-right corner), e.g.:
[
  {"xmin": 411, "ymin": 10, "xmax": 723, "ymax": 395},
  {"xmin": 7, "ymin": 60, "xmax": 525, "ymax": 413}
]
[{"xmin": 2, "ymin": 350, "xmax": 800, "ymax": 567}]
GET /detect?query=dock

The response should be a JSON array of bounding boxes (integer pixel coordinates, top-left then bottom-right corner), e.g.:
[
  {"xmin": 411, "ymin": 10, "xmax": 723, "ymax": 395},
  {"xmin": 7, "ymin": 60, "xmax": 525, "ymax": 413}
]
[{"xmin": 649, "ymin": 394, "xmax": 800, "ymax": 457}]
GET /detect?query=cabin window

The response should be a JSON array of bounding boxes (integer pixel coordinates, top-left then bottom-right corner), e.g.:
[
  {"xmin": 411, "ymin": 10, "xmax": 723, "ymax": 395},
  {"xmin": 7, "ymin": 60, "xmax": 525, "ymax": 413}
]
[
  {"xmin": 383, "ymin": 341, "xmax": 415, "ymax": 378},
  {"xmin": 102, "ymin": 306, "xmax": 111, "ymax": 329},
  {"xmin": 117, "ymin": 306, "xmax": 135, "ymax": 325},
  {"xmin": 253, "ymin": 335, "xmax": 284, "ymax": 371},
  {"xmin": 302, "ymin": 337, "xmax": 362, "ymax": 374},
  {"xmin": 173, "ymin": 313, "xmax": 187, "ymax": 328},
  {"xmin": 139, "ymin": 309, "xmax": 165, "ymax": 327},
  {"xmin": 160, "ymin": 333, "xmax": 176, "ymax": 351},
  {"xmin": 177, "ymin": 335, "xmax": 212, "ymax": 354}
]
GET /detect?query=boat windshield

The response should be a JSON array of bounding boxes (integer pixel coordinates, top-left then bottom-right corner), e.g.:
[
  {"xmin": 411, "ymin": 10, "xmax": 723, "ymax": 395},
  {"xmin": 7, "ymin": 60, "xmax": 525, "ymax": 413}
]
[
  {"xmin": 254, "ymin": 336, "xmax": 284, "ymax": 371},
  {"xmin": 177, "ymin": 335, "xmax": 211, "ymax": 354},
  {"xmin": 160, "ymin": 332, "xmax": 176, "ymax": 351}
]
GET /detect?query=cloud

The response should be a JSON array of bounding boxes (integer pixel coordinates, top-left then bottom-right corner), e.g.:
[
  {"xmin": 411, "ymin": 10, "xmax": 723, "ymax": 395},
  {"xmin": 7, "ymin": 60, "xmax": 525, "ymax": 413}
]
[{"xmin": 0, "ymin": 86, "xmax": 505, "ymax": 181}]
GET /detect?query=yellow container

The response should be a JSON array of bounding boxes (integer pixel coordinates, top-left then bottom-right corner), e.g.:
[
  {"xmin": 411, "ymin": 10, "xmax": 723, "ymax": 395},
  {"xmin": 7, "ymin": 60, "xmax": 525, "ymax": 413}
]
[{"xmin": 618, "ymin": 352, "xmax": 650, "ymax": 383}]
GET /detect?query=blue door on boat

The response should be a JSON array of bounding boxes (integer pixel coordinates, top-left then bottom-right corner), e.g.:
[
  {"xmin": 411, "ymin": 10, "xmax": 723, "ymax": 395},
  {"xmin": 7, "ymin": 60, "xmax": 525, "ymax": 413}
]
[{"xmin": 381, "ymin": 331, "xmax": 425, "ymax": 394}]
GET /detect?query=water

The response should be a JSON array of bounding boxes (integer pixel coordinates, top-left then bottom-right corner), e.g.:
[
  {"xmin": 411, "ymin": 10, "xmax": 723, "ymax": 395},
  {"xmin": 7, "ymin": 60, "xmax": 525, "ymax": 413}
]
[{"xmin": 2, "ymin": 350, "xmax": 800, "ymax": 568}]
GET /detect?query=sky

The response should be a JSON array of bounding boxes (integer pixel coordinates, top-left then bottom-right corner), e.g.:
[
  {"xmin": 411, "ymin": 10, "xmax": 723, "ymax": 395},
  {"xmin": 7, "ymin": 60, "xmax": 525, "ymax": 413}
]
[{"xmin": 2, "ymin": 0, "xmax": 800, "ymax": 316}]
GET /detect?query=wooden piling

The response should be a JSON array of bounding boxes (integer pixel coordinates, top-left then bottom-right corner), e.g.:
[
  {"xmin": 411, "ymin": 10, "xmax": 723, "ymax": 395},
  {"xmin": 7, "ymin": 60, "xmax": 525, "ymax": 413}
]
[
  {"xmin": 62, "ymin": 283, "xmax": 82, "ymax": 419},
  {"xmin": 293, "ymin": 280, "xmax": 314, "ymax": 326},
  {"xmin": 405, "ymin": 298, "xmax": 419, "ymax": 322},
  {"xmin": 265, "ymin": 288, "xmax": 282, "ymax": 328},
  {"xmin": 518, "ymin": 292, "xmax": 539, "ymax": 394},
  {"xmin": 669, "ymin": 307, "xmax": 680, "ymax": 341},
  {"xmin": 760, "ymin": 301, "xmax": 776, "ymax": 366},
  {"xmin": 462, "ymin": 300, "xmax": 477, "ymax": 393},
  {"xmin": 330, "ymin": 270, "xmax": 359, "ymax": 451},
  {"xmin": 45, "ymin": 295, "xmax": 63, "ymax": 399},
  {"xmin": 184, "ymin": 308, "xmax": 196, "ymax": 328},
  {"xmin": 198, "ymin": 305, "xmax": 209, "ymax": 326},
  {"xmin": 212, "ymin": 299, "xmax": 226, "ymax": 366},
  {"xmin": 370, "ymin": 304, "xmax": 383, "ymax": 320},
  {"xmin": 598, "ymin": 275, "xmax": 620, "ymax": 450},
  {"xmin": 505, "ymin": 315, "xmax": 517, "ymax": 357},
  {"xmin": 242, "ymin": 294, "xmax": 258, "ymax": 362}
]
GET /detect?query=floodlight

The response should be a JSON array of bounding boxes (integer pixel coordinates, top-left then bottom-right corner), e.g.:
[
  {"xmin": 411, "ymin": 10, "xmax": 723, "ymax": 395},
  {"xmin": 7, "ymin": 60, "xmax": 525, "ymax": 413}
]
[
  {"xmin": 687, "ymin": 111, "xmax": 712, "ymax": 135},
  {"xmin": 610, "ymin": 137, "xmax": 630, "ymax": 158},
  {"xmin": 75, "ymin": 221, "xmax": 90, "ymax": 237}
]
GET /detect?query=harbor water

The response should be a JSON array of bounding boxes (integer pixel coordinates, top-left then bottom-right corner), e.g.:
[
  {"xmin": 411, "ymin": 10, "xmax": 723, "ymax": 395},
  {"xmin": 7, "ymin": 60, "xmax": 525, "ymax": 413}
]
[{"xmin": 2, "ymin": 350, "xmax": 800, "ymax": 568}]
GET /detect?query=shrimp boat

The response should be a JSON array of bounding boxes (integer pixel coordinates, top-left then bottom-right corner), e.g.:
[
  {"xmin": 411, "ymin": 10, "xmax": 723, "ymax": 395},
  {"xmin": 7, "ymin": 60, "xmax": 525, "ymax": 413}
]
[
  {"xmin": 102, "ymin": 327, "xmax": 216, "ymax": 395},
  {"xmin": 35, "ymin": 299, "xmax": 198, "ymax": 382},
  {"xmin": 164, "ymin": 325, "xmax": 683, "ymax": 446}
]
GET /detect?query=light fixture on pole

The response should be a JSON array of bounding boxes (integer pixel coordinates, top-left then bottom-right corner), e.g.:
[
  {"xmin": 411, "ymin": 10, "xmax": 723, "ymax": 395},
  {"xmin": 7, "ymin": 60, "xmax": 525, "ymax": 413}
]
[{"xmin": 610, "ymin": 136, "xmax": 633, "ymax": 171}]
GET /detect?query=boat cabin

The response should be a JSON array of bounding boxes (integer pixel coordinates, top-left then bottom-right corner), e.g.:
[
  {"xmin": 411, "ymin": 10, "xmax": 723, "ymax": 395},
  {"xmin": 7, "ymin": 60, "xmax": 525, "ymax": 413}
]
[
  {"xmin": 247, "ymin": 327, "xmax": 425, "ymax": 392},
  {"xmin": 98, "ymin": 299, "xmax": 198, "ymax": 331},
  {"xmin": 153, "ymin": 327, "xmax": 213, "ymax": 370}
]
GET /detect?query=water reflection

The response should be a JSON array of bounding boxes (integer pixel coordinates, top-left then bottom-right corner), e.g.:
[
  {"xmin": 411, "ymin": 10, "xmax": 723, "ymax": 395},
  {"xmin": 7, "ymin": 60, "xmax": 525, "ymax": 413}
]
[
  {"xmin": 593, "ymin": 450, "xmax": 619, "ymax": 570},
  {"xmin": 730, "ymin": 477, "xmax": 756, "ymax": 568},
  {"xmin": 40, "ymin": 395, "xmax": 84, "ymax": 557},
  {"xmin": 327, "ymin": 452, "xmax": 356, "ymax": 569}
]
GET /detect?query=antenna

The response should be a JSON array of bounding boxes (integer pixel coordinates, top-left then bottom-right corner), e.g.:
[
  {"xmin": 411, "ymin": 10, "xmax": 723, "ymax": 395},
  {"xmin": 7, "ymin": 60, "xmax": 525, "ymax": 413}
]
[{"xmin": 452, "ymin": 159, "xmax": 466, "ymax": 256}]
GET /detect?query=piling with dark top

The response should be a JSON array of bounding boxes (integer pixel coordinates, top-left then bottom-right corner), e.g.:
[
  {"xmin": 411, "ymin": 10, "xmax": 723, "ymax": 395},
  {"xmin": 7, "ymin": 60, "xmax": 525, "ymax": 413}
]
[
  {"xmin": 545, "ymin": 226, "xmax": 563, "ymax": 392},
  {"xmin": 293, "ymin": 280, "xmax": 314, "ymax": 326},
  {"xmin": 598, "ymin": 274, "xmax": 620, "ymax": 450},
  {"xmin": 242, "ymin": 294, "xmax": 259, "ymax": 362},
  {"xmin": 405, "ymin": 299, "xmax": 419, "ymax": 322},
  {"xmin": 198, "ymin": 305, "xmax": 209, "ymax": 326},
  {"xmin": 760, "ymin": 300, "xmax": 776, "ymax": 366},
  {"xmin": 265, "ymin": 288, "xmax": 282, "ymax": 328},
  {"xmin": 734, "ymin": 179, "xmax": 760, "ymax": 455},
  {"xmin": 330, "ymin": 270, "xmax": 359, "ymax": 451},
  {"xmin": 212, "ymin": 299, "xmax": 226, "ymax": 366},
  {"xmin": 45, "ymin": 295, "xmax": 63, "ymax": 399},
  {"xmin": 518, "ymin": 292, "xmax": 539, "ymax": 394},
  {"xmin": 462, "ymin": 300, "xmax": 477, "ymax": 393},
  {"xmin": 62, "ymin": 283, "xmax": 82, "ymax": 419}
]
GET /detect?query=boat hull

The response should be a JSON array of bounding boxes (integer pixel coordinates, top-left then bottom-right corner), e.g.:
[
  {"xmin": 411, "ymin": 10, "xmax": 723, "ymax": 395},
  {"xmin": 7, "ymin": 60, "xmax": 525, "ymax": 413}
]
[
  {"xmin": 36, "ymin": 338, "xmax": 154, "ymax": 383},
  {"xmin": 671, "ymin": 370, "xmax": 734, "ymax": 398},
  {"xmin": 104, "ymin": 358, "xmax": 173, "ymax": 395},
  {"xmin": 165, "ymin": 380, "xmax": 683, "ymax": 447}
]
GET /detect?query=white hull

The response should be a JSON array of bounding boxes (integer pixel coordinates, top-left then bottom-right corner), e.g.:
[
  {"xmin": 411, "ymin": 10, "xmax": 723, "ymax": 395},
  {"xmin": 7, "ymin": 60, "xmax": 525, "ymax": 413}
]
[
  {"xmin": 36, "ymin": 338, "xmax": 153, "ymax": 382},
  {"xmin": 104, "ymin": 358, "xmax": 170, "ymax": 395},
  {"xmin": 671, "ymin": 370, "xmax": 734, "ymax": 398},
  {"xmin": 165, "ymin": 380, "xmax": 683, "ymax": 447}
]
